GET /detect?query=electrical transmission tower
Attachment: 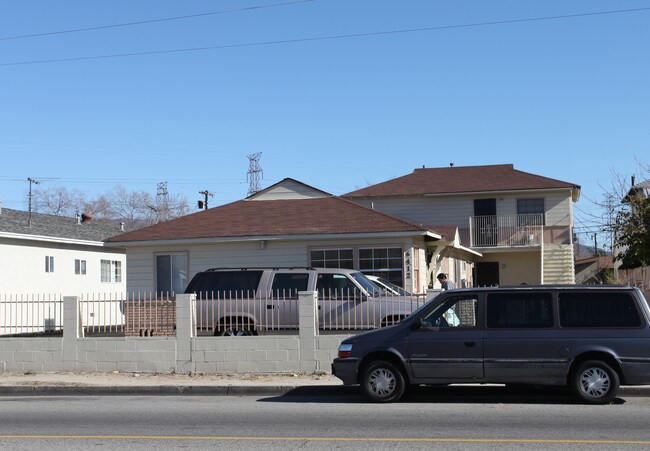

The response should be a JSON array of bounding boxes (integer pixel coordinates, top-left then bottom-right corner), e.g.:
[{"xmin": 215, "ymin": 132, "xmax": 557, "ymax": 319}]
[{"xmin": 247, "ymin": 153, "xmax": 263, "ymax": 196}]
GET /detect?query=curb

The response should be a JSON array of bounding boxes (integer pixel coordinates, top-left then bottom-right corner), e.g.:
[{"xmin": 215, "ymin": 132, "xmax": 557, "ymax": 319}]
[
  {"xmin": 0, "ymin": 385, "xmax": 647, "ymax": 397},
  {"xmin": 0, "ymin": 385, "xmax": 332, "ymax": 397}
]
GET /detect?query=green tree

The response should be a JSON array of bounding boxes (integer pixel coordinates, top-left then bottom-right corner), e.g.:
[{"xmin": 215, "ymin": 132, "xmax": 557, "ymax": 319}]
[{"xmin": 615, "ymin": 193, "xmax": 650, "ymax": 268}]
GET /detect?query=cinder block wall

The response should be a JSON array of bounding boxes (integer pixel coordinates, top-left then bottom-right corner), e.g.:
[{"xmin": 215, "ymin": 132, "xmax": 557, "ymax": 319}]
[{"xmin": 0, "ymin": 293, "xmax": 350, "ymax": 374}]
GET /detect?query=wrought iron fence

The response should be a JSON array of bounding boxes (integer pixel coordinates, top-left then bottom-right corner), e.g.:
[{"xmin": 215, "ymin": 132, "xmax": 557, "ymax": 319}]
[
  {"xmin": 0, "ymin": 293, "xmax": 63, "ymax": 336},
  {"xmin": 194, "ymin": 289, "xmax": 428, "ymax": 335},
  {"xmin": 470, "ymin": 214, "xmax": 543, "ymax": 247}
]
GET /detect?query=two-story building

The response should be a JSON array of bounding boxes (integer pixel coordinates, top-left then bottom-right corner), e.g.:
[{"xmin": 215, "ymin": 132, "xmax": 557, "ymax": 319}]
[{"xmin": 344, "ymin": 164, "xmax": 581, "ymax": 287}]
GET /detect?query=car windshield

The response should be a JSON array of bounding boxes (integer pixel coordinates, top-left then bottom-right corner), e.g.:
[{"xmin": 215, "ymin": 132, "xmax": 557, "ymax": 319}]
[
  {"xmin": 350, "ymin": 272, "xmax": 384, "ymax": 296},
  {"xmin": 377, "ymin": 277, "xmax": 412, "ymax": 296}
]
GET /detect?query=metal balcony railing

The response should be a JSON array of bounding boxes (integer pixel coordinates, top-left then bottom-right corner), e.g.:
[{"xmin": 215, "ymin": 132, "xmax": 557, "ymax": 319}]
[{"xmin": 469, "ymin": 214, "xmax": 543, "ymax": 248}]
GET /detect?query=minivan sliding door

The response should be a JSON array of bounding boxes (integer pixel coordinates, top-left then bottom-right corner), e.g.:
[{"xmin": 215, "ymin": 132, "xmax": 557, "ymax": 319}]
[{"xmin": 407, "ymin": 295, "xmax": 483, "ymax": 380}]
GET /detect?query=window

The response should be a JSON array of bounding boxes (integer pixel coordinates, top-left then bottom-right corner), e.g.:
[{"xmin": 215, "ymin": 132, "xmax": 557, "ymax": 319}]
[
  {"xmin": 156, "ymin": 254, "xmax": 188, "ymax": 294},
  {"xmin": 75, "ymin": 259, "xmax": 87, "ymax": 275},
  {"xmin": 517, "ymin": 198, "xmax": 545, "ymax": 225},
  {"xmin": 45, "ymin": 256, "xmax": 54, "ymax": 273},
  {"xmin": 101, "ymin": 260, "xmax": 122, "ymax": 283},
  {"xmin": 359, "ymin": 247, "xmax": 404, "ymax": 287},
  {"xmin": 185, "ymin": 270, "xmax": 263, "ymax": 299},
  {"xmin": 310, "ymin": 249, "xmax": 354, "ymax": 269},
  {"xmin": 316, "ymin": 273, "xmax": 362, "ymax": 300},
  {"xmin": 271, "ymin": 273, "xmax": 309, "ymax": 299},
  {"xmin": 559, "ymin": 293, "xmax": 642, "ymax": 328},
  {"xmin": 422, "ymin": 296, "xmax": 478, "ymax": 328},
  {"xmin": 487, "ymin": 292, "xmax": 553, "ymax": 328}
]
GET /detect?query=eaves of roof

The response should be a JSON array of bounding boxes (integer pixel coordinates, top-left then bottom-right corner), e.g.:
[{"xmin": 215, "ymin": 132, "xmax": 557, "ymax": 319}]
[
  {"xmin": 106, "ymin": 196, "xmax": 436, "ymax": 244},
  {"xmin": 344, "ymin": 164, "xmax": 581, "ymax": 201}
]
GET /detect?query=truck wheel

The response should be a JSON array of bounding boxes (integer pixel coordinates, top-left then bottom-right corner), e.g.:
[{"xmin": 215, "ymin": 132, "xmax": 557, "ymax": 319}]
[
  {"xmin": 216, "ymin": 320, "xmax": 256, "ymax": 336},
  {"xmin": 361, "ymin": 360, "xmax": 406, "ymax": 402},
  {"xmin": 571, "ymin": 360, "xmax": 619, "ymax": 404}
]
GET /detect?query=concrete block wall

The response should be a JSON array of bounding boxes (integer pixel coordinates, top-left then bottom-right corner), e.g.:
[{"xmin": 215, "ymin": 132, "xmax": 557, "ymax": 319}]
[{"xmin": 0, "ymin": 292, "xmax": 351, "ymax": 374}]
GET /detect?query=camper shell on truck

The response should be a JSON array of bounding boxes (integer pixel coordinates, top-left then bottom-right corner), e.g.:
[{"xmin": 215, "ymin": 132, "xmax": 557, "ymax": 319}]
[
  {"xmin": 332, "ymin": 285, "xmax": 650, "ymax": 404},
  {"xmin": 184, "ymin": 267, "xmax": 425, "ymax": 336}
]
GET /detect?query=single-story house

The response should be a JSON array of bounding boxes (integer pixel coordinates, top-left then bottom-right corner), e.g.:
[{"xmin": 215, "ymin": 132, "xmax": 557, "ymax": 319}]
[
  {"xmin": 106, "ymin": 179, "xmax": 480, "ymax": 294},
  {"xmin": 0, "ymin": 204, "xmax": 126, "ymax": 295}
]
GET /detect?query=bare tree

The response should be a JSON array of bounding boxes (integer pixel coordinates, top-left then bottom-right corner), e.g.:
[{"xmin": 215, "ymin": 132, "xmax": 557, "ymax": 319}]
[
  {"xmin": 34, "ymin": 186, "xmax": 84, "ymax": 217},
  {"xmin": 33, "ymin": 183, "xmax": 190, "ymax": 230}
]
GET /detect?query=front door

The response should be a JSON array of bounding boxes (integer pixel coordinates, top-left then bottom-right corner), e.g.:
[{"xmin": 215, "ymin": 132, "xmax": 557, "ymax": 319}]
[
  {"xmin": 475, "ymin": 262, "xmax": 500, "ymax": 287},
  {"xmin": 474, "ymin": 199, "xmax": 497, "ymax": 246},
  {"xmin": 407, "ymin": 294, "xmax": 483, "ymax": 380}
]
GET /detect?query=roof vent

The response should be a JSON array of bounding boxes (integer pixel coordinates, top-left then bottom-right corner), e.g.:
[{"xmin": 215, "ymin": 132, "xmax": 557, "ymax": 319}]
[{"xmin": 81, "ymin": 213, "xmax": 92, "ymax": 223}]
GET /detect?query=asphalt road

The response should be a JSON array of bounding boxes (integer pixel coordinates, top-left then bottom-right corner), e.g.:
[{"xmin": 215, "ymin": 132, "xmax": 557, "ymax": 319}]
[{"xmin": 1, "ymin": 386, "xmax": 649, "ymax": 450}]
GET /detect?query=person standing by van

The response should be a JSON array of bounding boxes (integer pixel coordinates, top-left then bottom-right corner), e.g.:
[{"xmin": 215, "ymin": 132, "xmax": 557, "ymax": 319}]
[{"xmin": 437, "ymin": 273, "xmax": 455, "ymax": 290}]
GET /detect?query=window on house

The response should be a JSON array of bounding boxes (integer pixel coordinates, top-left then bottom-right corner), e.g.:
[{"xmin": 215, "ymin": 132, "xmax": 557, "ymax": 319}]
[
  {"xmin": 101, "ymin": 260, "xmax": 122, "ymax": 283},
  {"xmin": 310, "ymin": 249, "xmax": 354, "ymax": 269},
  {"xmin": 45, "ymin": 256, "xmax": 54, "ymax": 273},
  {"xmin": 517, "ymin": 198, "xmax": 545, "ymax": 225},
  {"xmin": 75, "ymin": 259, "xmax": 87, "ymax": 275},
  {"xmin": 359, "ymin": 247, "xmax": 404, "ymax": 287},
  {"xmin": 156, "ymin": 254, "xmax": 188, "ymax": 294}
]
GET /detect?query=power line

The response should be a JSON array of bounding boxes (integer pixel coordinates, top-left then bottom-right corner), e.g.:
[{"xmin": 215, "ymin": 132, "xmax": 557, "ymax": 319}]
[
  {"xmin": 0, "ymin": 0, "xmax": 315, "ymax": 42},
  {"xmin": 3, "ymin": 6, "xmax": 650, "ymax": 67}
]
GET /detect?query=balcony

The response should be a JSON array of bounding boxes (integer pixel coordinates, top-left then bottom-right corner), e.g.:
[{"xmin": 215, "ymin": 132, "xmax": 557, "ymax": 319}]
[{"xmin": 469, "ymin": 214, "xmax": 543, "ymax": 248}]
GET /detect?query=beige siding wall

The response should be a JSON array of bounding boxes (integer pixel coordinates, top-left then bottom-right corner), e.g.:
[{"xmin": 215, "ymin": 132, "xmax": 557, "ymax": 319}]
[
  {"xmin": 124, "ymin": 236, "xmax": 429, "ymax": 294},
  {"xmin": 352, "ymin": 189, "xmax": 574, "ymax": 228}
]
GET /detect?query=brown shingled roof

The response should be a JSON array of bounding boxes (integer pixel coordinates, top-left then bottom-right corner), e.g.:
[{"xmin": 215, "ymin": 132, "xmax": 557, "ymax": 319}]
[
  {"xmin": 106, "ymin": 196, "xmax": 431, "ymax": 243},
  {"xmin": 344, "ymin": 164, "xmax": 580, "ymax": 197}
]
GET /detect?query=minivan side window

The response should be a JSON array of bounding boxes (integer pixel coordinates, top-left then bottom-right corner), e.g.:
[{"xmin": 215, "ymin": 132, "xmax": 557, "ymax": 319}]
[
  {"xmin": 186, "ymin": 270, "xmax": 264, "ymax": 299},
  {"xmin": 271, "ymin": 273, "xmax": 309, "ymax": 299},
  {"xmin": 559, "ymin": 292, "xmax": 642, "ymax": 328},
  {"xmin": 487, "ymin": 293, "xmax": 553, "ymax": 328},
  {"xmin": 421, "ymin": 296, "xmax": 478, "ymax": 328}
]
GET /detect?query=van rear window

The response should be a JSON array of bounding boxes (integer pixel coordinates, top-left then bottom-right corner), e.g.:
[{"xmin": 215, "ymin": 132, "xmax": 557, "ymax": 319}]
[
  {"xmin": 186, "ymin": 270, "xmax": 263, "ymax": 298},
  {"xmin": 559, "ymin": 292, "xmax": 642, "ymax": 328}
]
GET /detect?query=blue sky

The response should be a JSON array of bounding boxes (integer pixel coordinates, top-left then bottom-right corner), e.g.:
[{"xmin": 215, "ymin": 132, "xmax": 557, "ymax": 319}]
[{"xmin": 1, "ymin": 0, "xmax": 649, "ymax": 250}]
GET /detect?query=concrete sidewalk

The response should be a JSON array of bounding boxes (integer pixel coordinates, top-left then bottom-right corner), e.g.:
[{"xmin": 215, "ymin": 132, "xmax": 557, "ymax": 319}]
[
  {"xmin": 0, "ymin": 371, "xmax": 648, "ymax": 397},
  {"xmin": 0, "ymin": 371, "xmax": 342, "ymax": 396}
]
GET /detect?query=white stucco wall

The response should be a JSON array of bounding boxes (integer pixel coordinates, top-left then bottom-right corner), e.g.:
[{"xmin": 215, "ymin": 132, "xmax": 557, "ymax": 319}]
[{"xmin": 0, "ymin": 238, "xmax": 126, "ymax": 296}]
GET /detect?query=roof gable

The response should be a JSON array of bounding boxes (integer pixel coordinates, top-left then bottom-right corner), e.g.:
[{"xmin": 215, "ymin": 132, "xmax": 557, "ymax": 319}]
[
  {"xmin": 248, "ymin": 178, "xmax": 331, "ymax": 201},
  {"xmin": 344, "ymin": 164, "xmax": 580, "ymax": 198}
]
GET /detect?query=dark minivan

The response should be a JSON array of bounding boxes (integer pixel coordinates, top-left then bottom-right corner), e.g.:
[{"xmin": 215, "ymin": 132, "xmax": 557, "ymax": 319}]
[{"xmin": 332, "ymin": 285, "xmax": 650, "ymax": 403}]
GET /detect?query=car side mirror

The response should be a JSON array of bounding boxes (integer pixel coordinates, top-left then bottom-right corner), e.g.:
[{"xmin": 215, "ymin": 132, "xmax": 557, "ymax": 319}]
[{"xmin": 411, "ymin": 318, "xmax": 427, "ymax": 331}]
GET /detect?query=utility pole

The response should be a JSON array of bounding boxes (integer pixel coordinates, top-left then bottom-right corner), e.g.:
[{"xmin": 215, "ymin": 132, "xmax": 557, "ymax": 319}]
[
  {"xmin": 593, "ymin": 233, "xmax": 598, "ymax": 257},
  {"xmin": 247, "ymin": 153, "xmax": 263, "ymax": 197},
  {"xmin": 27, "ymin": 177, "xmax": 40, "ymax": 227},
  {"xmin": 198, "ymin": 190, "xmax": 213, "ymax": 210}
]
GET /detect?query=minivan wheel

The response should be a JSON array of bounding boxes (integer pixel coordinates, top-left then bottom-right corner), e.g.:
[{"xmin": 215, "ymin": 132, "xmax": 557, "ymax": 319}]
[
  {"xmin": 571, "ymin": 360, "xmax": 620, "ymax": 404},
  {"xmin": 361, "ymin": 360, "xmax": 406, "ymax": 403}
]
